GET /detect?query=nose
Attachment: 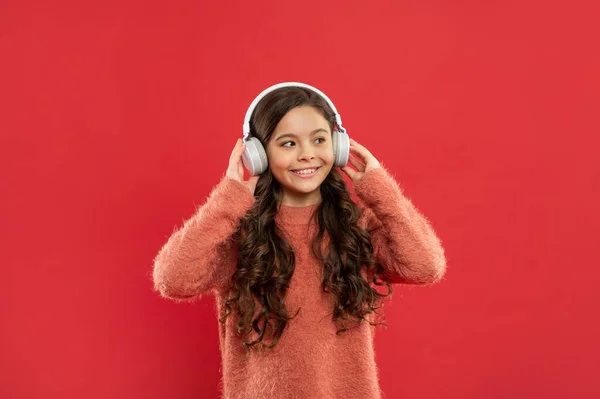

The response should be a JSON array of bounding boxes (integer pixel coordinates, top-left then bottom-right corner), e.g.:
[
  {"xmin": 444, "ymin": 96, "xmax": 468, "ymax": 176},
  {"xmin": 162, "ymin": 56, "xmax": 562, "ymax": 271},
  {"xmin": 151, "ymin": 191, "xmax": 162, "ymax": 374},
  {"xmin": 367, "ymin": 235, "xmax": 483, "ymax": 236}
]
[{"xmin": 298, "ymin": 144, "xmax": 316, "ymax": 161}]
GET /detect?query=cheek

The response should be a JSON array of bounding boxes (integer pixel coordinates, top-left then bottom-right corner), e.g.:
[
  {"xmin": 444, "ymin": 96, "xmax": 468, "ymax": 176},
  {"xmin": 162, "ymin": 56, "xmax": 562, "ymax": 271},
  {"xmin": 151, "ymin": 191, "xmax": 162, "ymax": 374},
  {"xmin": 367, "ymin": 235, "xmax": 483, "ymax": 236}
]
[
  {"xmin": 267, "ymin": 149, "xmax": 289, "ymax": 172},
  {"xmin": 320, "ymin": 145, "xmax": 334, "ymax": 163}
]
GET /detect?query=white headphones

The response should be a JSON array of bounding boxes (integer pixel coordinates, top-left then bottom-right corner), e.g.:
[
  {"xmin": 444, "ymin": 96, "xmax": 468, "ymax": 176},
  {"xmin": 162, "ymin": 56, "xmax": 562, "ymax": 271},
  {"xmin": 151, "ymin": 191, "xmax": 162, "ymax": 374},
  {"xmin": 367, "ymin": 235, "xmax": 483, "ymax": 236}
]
[{"xmin": 242, "ymin": 82, "xmax": 350, "ymax": 176}]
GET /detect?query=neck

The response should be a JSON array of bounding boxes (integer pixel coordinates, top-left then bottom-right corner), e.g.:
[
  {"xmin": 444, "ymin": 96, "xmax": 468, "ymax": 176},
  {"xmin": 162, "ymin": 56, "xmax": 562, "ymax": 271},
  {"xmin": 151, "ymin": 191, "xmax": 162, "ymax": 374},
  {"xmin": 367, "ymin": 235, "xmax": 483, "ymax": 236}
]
[
  {"xmin": 275, "ymin": 201, "xmax": 320, "ymax": 226},
  {"xmin": 280, "ymin": 189, "xmax": 322, "ymax": 207}
]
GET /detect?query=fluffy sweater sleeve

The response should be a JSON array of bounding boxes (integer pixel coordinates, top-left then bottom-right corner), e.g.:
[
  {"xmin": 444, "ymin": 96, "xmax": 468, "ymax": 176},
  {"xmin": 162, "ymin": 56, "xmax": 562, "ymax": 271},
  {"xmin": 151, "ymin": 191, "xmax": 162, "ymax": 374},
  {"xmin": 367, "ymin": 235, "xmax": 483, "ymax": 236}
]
[
  {"xmin": 152, "ymin": 176, "xmax": 255, "ymax": 300},
  {"xmin": 354, "ymin": 166, "xmax": 447, "ymax": 285}
]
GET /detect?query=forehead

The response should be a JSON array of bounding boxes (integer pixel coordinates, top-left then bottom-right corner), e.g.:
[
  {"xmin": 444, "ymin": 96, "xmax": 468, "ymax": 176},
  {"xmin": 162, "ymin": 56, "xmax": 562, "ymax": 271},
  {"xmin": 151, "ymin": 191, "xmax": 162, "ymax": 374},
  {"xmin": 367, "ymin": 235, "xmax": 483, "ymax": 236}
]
[{"xmin": 274, "ymin": 106, "xmax": 330, "ymax": 136}]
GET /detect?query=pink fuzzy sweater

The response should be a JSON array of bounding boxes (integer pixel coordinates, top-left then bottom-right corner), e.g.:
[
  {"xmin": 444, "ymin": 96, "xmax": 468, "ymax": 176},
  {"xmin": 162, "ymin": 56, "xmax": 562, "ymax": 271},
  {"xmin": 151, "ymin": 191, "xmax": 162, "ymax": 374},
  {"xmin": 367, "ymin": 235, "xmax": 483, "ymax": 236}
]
[{"xmin": 153, "ymin": 167, "xmax": 446, "ymax": 399}]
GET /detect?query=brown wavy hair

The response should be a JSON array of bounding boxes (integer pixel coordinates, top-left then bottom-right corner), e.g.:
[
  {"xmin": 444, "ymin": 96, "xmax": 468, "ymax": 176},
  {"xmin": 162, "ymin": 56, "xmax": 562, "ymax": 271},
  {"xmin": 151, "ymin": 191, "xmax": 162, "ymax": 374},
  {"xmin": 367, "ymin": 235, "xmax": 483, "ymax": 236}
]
[{"xmin": 218, "ymin": 86, "xmax": 393, "ymax": 353}]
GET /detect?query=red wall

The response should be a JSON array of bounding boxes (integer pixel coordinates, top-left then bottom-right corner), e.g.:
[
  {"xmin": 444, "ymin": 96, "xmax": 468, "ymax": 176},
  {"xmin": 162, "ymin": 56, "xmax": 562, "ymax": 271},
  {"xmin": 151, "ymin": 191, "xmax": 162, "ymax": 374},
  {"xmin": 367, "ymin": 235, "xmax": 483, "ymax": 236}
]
[{"xmin": 1, "ymin": 1, "xmax": 598, "ymax": 398}]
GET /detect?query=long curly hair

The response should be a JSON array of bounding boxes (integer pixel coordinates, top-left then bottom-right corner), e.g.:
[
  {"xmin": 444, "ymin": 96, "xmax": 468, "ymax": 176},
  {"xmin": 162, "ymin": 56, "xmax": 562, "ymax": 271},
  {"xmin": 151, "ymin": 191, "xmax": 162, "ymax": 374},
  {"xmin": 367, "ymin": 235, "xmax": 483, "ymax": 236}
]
[{"xmin": 218, "ymin": 86, "xmax": 393, "ymax": 353}]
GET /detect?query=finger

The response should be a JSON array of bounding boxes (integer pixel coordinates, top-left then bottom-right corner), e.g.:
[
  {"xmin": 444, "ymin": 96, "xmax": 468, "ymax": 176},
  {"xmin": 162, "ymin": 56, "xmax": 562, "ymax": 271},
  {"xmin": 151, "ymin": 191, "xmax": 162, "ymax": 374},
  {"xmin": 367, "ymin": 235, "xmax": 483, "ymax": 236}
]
[
  {"xmin": 246, "ymin": 175, "xmax": 259, "ymax": 194},
  {"xmin": 248, "ymin": 175, "xmax": 259, "ymax": 186},
  {"xmin": 348, "ymin": 153, "xmax": 366, "ymax": 171},
  {"xmin": 350, "ymin": 144, "xmax": 375, "ymax": 165},
  {"xmin": 349, "ymin": 146, "xmax": 367, "ymax": 163},
  {"xmin": 229, "ymin": 138, "xmax": 242, "ymax": 164},
  {"xmin": 237, "ymin": 158, "xmax": 244, "ymax": 177},
  {"xmin": 231, "ymin": 140, "xmax": 248, "ymax": 168},
  {"xmin": 349, "ymin": 138, "xmax": 363, "ymax": 148},
  {"xmin": 348, "ymin": 152, "xmax": 366, "ymax": 168},
  {"xmin": 350, "ymin": 138, "xmax": 373, "ymax": 156},
  {"xmin": 340, "ymin": 166, "xmax": 357, "ymax": 181}
]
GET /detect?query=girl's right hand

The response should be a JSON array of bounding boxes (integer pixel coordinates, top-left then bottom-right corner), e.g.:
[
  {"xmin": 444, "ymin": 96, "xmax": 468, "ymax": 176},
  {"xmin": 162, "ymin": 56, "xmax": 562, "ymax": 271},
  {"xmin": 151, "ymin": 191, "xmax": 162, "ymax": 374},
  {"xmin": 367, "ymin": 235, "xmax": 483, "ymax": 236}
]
[{"xmin": 226, "ymin": 138, "xmax": 259, "ymax": 195}]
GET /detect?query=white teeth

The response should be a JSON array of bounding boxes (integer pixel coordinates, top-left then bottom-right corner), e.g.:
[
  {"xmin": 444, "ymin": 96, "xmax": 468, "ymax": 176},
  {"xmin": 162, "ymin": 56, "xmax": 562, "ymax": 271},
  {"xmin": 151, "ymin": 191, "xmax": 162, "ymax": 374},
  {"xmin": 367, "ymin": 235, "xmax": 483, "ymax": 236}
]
[{"xmin": 293, "ymin": 168, "xmax": 316, "ymax": 175}]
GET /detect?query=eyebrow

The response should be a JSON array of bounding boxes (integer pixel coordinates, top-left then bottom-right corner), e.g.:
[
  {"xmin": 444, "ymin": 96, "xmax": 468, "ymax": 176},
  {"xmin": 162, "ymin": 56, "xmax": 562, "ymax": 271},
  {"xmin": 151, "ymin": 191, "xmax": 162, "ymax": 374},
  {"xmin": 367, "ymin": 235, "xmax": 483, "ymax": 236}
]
[{"xmin": 274, "ymin": 128, "xmax": 329, "ymax": 141}]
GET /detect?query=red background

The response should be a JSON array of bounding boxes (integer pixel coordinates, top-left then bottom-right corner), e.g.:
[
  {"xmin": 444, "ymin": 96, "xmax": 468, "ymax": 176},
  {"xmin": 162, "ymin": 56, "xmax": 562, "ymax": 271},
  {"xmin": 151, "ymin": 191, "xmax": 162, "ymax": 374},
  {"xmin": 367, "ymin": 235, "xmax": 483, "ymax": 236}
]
[{"xmin": 1, "ymin": 0, "xmax": 598, "ymax": 398}]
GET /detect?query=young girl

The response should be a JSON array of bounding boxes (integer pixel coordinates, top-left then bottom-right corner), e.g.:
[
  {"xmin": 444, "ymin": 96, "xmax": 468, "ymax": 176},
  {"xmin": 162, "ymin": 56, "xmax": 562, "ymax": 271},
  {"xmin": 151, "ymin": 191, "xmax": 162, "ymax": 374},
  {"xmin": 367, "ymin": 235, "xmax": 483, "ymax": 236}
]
[{"xmin": 152, "ymin": 83, "xmax": 447, "ymax": 399}]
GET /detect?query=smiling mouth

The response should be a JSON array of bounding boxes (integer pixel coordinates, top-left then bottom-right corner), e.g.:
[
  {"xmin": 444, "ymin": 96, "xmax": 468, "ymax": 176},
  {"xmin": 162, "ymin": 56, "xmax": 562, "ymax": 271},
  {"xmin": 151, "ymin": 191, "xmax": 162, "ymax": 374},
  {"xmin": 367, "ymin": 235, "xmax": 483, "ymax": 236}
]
[{"xmin": 291, "ymin": 167, "xmax": 321, "ymax": 176}]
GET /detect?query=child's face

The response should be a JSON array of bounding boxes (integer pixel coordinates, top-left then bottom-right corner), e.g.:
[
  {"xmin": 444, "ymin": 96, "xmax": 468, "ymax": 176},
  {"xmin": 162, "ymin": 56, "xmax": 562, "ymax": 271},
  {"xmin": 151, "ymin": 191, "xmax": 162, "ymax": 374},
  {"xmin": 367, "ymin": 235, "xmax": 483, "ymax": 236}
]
[{"xmin": 266, "ymin": 106, "xmax": 334, "ymax": 206}]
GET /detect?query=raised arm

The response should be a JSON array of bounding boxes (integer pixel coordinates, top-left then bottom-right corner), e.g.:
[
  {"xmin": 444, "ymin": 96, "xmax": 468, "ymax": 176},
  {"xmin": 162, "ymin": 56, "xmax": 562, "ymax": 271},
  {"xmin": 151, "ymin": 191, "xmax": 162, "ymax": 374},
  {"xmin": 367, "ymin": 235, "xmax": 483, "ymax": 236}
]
[
  {"xmin": 152, "ymin": 176, "xmax": 255, "ymax": 300},
  {"xmin": 355, "ymin": 166, "xmax": 447, "ymax": 285},
  {"xmin": 153, "ymin": 176, "xmax": 254, "ymax": 299}
]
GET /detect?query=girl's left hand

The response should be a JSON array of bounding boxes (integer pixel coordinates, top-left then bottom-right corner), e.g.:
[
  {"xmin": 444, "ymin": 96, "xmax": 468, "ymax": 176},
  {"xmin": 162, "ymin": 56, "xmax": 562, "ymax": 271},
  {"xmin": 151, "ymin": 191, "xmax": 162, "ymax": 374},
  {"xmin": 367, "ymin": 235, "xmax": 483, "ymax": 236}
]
[{"xmin": 340, "ymin": 138, "xmax": 381, "ymax": 183}]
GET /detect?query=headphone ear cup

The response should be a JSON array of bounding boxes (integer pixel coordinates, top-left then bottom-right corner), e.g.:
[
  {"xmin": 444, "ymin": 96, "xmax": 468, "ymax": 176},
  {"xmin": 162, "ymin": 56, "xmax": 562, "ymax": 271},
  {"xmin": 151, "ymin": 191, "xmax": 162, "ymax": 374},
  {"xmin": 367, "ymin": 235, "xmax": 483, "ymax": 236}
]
[
  {"xmin": 241, "ymin": 137, "xmax": 268, "ymax": 176},
  {"xmin": 333, "ymin": 131, "xmax": 350, "ymax": 167}
]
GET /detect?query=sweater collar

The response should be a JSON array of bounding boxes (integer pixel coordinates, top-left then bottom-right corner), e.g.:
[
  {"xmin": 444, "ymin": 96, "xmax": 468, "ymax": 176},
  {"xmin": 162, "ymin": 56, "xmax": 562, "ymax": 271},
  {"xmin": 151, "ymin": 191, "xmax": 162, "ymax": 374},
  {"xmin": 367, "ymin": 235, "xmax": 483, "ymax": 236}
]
[{"xmin": 275, "ymin": 202, "xmax": 320, "ymax": 225}]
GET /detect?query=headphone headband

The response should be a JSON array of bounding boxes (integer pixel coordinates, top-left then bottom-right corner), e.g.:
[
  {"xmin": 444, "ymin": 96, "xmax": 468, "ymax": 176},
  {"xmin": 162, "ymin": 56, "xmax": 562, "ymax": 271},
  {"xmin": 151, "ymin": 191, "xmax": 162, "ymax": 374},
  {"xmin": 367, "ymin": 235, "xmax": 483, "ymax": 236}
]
[{"xmin": 242, "ymin": 82, "xmax": 345, "ymax": 140}]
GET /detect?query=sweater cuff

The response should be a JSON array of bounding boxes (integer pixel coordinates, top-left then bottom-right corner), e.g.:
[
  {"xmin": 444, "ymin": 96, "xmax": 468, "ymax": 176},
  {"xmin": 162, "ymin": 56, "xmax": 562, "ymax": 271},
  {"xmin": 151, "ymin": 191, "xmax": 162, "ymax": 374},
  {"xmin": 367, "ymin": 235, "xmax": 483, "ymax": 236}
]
[
  {"xmin": 203, "ymin": 175, "xmax": 255, "ymax": 220},
  {"xmin": 353, "ymin": 166, "xmax": 403, "ymax": 207}
]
